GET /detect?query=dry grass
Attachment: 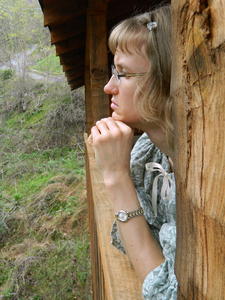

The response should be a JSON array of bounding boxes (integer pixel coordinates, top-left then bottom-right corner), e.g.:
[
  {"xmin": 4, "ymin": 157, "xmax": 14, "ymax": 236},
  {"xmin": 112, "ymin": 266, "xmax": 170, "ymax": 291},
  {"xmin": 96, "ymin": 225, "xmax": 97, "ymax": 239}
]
[{"xmin": 0, "ymin": 174, "xmax": 91, "ymax": 300}]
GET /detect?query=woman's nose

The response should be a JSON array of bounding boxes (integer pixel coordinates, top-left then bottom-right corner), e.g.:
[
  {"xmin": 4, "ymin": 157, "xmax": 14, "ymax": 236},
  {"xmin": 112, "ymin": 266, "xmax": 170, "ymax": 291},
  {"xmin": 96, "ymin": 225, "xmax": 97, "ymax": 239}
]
[{"xmin": 104, "ymin": 76, "xmax": 119, "ymax": 95}]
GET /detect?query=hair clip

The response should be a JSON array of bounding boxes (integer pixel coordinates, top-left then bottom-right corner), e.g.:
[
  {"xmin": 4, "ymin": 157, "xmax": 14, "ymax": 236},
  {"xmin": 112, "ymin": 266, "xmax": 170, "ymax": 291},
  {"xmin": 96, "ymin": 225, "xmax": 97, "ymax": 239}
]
[{"xmin": 147, "ymin": 21, "xmax": 157, "ymax": 31}]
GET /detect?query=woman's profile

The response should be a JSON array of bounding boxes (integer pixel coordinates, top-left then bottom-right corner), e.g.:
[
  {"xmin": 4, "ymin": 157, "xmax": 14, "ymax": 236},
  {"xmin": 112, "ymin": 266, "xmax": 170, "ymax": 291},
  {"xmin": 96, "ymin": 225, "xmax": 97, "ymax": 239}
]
[{"xmin": 90, "ymin": 4, "xmax": 177, "ymax": 299}]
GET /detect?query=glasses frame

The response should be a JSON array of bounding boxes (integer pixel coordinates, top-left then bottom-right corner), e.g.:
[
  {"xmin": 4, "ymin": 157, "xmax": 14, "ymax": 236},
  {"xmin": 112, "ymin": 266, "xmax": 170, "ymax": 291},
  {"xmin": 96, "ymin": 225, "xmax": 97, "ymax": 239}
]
[{"xmin": 111, "ymin": 65, "xmax": 146, "ymax": 81}]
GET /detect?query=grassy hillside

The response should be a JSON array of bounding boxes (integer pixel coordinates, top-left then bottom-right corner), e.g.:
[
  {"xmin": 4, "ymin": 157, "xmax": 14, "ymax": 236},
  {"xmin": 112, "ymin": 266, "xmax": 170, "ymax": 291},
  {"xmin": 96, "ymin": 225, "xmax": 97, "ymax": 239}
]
[
  {"xmin": 0, "ymin": 70, "xmax": 90, "ymax": 300},
  {"xmin": 31, "ymin": 53, "xmax": 63, "ymax": 75}
]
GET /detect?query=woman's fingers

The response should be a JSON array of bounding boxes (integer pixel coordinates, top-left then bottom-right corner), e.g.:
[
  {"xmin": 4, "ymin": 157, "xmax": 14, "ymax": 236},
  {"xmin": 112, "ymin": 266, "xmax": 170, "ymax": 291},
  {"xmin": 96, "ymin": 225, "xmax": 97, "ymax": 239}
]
[
  {"xmin": 89, "ymin": 118, "xmax": 133, "ymax": 177},
  {"xmin": 95, "ymin": 118, "xmax": 120, "ymax": 138},
  {"xmin": 95, "ymin": 119, "xmax": 110, "ymax": 136},
  {"xmin": 96, "ymin": 117, "xmax": 133, "ymax": 135},
  {"xmin": 91, "ymin": 117, "xmax": 133, "ymax": 145},
  {"xmin": 115, "ymin": 120, "xmax": 133, "ymax": 134},
  {"xmin": 91, "ymin": 125, "xmax": 100, "ymax": 138}
]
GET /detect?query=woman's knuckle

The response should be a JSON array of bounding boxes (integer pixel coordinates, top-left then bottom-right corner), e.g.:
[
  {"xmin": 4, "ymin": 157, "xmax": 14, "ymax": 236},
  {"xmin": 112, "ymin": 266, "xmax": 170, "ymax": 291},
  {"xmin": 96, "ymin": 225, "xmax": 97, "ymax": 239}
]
[
  {"xmin": 123, "ymin": 127, "xmax": 131, "ymax": 135},
  {"xmin": 112, "ymin": 129, "xmax": 122, "ymax": 139}
]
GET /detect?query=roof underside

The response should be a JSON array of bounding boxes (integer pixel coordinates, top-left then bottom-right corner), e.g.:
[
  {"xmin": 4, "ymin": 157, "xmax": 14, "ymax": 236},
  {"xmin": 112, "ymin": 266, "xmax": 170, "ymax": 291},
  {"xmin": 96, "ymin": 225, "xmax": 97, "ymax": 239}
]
[{"xmin": 38, "ymin": 0, "xmax": 166, "ymax": 90}]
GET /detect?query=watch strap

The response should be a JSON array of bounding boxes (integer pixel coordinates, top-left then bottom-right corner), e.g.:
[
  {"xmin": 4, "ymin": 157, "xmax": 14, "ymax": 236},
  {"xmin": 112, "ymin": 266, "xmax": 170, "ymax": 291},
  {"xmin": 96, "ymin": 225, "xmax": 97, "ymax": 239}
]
[
  {"xmin": 115, "ymin": 207, "xmax": 144, "ymax": 222},
  {"xmin": 127, "ymin": 207, "xmax": 144, "ymax": 219}
]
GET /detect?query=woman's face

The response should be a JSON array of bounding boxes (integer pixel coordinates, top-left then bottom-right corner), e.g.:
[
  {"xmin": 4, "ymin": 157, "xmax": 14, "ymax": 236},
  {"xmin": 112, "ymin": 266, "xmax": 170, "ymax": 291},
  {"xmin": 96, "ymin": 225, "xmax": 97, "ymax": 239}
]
[{"xmin": 104, "ymin": 47, "xmax": 149, "ymax": 127}]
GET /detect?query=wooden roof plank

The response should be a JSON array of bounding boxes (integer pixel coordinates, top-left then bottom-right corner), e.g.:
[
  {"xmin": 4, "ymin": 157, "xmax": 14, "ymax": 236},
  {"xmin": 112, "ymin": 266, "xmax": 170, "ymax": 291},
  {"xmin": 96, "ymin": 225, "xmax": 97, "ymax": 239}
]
[
  {"xmin": 54, "ymin": 36, "xmax": 85, "ymax": 56},
  {"xmin": 49, "ymin": 17, "xmax": 86, "ymax": 44},
  {"xmin": 59, "ymin": 52, "xmax": 84, "ymax": 66},
  {"xmin": 69, "ymin": 78, "xmax": 84, "ymax": 90},
  {"xmin": 62, "ymin": 64, "xmax": 77, "ymax": 72},
  {"xmin": 65, "ymin": 68, "xmax": 83, "ymax": 77},
  {"xmin": 42, "ymin": 0, "xmax": 88, "ymax": 10},
  {"xmin": 66, "ymin": 70, "xmax": 84, "ymax": 82},
  {"xmin": 44, "ymin": 12, "xmax": 83, "ymax": 27},
  {"xmin": 40, "ymin": 0, "xmax": 87, "ymax": 27}
]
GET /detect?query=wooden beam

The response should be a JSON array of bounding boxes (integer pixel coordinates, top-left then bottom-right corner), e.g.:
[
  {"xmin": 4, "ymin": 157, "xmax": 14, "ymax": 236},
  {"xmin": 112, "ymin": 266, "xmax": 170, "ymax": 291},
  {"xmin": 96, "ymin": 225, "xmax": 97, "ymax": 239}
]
[
  {"xmin": 54, "ymin": 36, "xmax": 85, "ymax": 56},
  {"xmin": 43, "ymin": 7, "xmax": 86, "ymax": 27},
  {"xmin": 85, "ymin": 1, "xmax": 110, "ymax": 133},
  {"xmin": 85, "ymin": 139, "xmax": 142, "ymax": 300},
  {"xmin": 69, "ymin": 79, "xmax": 84, "ymax": 90},
  {"xmin": 65, "ymin": 68, "xmax": 84, "ymax": 82},
  {"xmin": 59, "ymin": 52, "xmax": 84, "ymax": 66},
  {"xmin": 62, "ymin": 64, "xmax": 77, "ymax": 72},
  {"xmin": 49, "ymin": 16, "xmax": 85, "ymax": 44},
  {"xmin": 171, "ymin": 1, "xmax": 225, "ymax": 298},
  {"xmin": 84, "ymin": 1, "xmax": 110, "ymax": 299}
]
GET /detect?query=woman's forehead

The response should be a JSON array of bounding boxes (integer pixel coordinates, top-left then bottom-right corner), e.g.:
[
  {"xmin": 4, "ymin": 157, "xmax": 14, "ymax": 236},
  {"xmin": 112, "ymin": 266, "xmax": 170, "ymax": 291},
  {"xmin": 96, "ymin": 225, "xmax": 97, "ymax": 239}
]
[
  {"xmin": 114, "ymin": 48, "xmax": 149, "ymax": 71},
  {"xmin": 115, "ymin": 43, "xmax": 146, "ymax": 56},
  {"xmin": 114, "ymin": 46, "xmax": 148, "ymax": 61},
  {"xmin": 114, "ymin": 49, "xmax": 136, "ymax": 64}
]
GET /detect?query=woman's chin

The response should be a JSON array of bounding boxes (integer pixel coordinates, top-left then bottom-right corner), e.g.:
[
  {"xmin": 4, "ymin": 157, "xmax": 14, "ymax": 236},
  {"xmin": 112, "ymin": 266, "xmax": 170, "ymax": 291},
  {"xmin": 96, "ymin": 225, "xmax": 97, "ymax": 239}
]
[
  {"xmin": 111, "ymin": 112, "xmax": 138, "ymax": 128},
  {"xmin": 111, "ymin": 111, "xmax": 122, "ymax": 121},
  {"xmin": 111, "ymin": 112, "xmax": 128, "ymax": 123}
]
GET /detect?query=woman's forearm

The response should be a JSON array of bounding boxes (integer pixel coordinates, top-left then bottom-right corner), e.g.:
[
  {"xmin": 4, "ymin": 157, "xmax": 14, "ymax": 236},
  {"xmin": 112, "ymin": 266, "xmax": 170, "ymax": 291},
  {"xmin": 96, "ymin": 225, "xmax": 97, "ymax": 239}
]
[
  {"xmin": 90, "ymin": 118, "xmax": 164, "ymax": 281},
  {"xmin": 104, "ymin": 173, "xmax": 165, "ymax": 282}
]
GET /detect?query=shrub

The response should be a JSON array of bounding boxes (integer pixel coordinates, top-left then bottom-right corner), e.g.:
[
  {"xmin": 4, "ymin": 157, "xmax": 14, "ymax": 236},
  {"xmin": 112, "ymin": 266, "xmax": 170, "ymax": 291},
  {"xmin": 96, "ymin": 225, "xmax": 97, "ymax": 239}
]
[
  {"xmin": 0, "ymin": 69, "xmax": 14, "ymax": 81},
  {"xmin": 37, "ymin": 87, "xmax": 85, "ymax": 149}
]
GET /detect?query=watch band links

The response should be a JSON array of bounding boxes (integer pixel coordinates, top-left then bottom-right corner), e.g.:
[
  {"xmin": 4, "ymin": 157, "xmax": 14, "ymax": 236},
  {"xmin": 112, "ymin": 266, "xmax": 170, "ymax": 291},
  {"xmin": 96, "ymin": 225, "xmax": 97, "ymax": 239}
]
[{"xmin": 128, "ymin": 207, "xmax": 144, "ymax": 218}]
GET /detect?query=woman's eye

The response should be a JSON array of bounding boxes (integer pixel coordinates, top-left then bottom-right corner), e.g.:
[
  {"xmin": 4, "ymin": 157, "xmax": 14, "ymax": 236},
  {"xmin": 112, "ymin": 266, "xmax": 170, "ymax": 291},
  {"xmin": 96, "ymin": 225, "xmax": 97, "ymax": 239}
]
[{"xmin": 118, "ymin": 73, "xmax": 127, "ymax": 78}]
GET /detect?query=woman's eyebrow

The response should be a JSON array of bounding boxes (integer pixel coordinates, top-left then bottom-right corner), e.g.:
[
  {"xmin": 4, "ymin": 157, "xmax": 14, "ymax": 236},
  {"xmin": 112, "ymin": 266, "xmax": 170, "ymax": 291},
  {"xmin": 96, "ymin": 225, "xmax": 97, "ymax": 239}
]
[{"xmin": 114, "ymin": 63, "xmax": 132, "ymax": 72}]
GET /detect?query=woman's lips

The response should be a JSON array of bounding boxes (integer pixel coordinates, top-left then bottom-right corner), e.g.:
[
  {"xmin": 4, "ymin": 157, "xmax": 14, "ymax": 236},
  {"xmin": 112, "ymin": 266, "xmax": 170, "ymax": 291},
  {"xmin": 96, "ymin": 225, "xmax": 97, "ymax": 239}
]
[{"xmin": 111, "ymin": 101, "xmax": 118, "ymax": 110}]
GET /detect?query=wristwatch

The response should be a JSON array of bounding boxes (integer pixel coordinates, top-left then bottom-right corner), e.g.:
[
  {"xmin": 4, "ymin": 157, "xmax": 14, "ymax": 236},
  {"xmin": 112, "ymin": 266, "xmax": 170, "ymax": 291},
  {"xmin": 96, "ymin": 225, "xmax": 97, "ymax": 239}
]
[{"xmin": 115, "ymin": 207, "xmax": 144, "ymax": 222}]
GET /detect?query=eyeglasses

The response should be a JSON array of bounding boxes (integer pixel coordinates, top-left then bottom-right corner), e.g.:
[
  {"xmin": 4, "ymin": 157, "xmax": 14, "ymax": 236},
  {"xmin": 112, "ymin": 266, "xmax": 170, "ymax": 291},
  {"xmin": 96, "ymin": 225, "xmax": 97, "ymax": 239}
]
[{"xmin": 111, "ymin": 65, "xmax": 146, "ymax": 82}]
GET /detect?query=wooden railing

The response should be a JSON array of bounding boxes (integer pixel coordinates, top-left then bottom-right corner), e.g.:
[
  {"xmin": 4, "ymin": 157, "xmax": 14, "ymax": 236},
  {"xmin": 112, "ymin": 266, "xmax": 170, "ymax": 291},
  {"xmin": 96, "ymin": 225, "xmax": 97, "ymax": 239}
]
[{"xmin": 85, "ymin": 137, "xmax": 142, "ymax": 300}]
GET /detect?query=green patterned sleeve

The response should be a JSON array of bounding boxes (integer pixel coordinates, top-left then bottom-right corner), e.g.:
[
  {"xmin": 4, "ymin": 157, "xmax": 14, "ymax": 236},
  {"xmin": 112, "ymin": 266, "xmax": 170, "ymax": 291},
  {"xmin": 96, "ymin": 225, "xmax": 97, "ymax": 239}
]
[{"xmin": 142, "ymin": 223, "xmax": 177, "ymax": 299}]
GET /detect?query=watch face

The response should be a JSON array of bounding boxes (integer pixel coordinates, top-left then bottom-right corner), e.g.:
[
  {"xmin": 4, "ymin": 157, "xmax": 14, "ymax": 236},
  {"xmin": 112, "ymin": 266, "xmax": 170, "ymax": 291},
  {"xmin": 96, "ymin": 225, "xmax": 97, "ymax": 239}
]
[{"xmin": 117, "ymin": 210, "xmax": 128, "ymax": 222}]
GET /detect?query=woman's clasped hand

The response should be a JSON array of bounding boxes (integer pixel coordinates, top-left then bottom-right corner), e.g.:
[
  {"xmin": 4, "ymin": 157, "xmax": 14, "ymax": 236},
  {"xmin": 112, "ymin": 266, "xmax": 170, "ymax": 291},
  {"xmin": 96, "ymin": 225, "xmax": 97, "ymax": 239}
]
[{"xmin": 91, "ymin": 117, "xmax": 134, "ymax": 185}]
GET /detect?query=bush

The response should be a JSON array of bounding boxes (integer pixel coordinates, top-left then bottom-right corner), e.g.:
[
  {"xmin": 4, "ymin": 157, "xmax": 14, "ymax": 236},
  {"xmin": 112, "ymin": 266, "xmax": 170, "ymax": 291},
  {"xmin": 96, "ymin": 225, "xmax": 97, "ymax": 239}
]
[
  {"xmin": 37, "ymin": 87, "xmax": 85, "ymax": 149},
  {"xmin": 0, "ymin": 69, "xmax": 14, "ymax": 81}
]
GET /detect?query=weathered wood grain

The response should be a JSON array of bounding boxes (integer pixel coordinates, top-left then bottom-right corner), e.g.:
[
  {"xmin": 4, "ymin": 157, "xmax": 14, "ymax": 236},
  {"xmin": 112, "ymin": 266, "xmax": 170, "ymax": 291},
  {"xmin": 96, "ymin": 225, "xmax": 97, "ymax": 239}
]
[
  {"xmin": 85, "ymin": 138, "xmax": 142, "ymax": 300},
  {"xmin": 84, "ymin": 1, "xmax": 110, "ymax": 299},
  {"xmin": 171, "ymin": 1, "xmax": 225, "ymax": 298}
]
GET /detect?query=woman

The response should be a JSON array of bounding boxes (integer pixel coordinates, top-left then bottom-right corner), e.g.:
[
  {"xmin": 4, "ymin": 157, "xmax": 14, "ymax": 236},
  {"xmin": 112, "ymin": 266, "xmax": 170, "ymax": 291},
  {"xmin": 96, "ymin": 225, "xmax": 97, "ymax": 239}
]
[{"xmin": 90, "ymin": 5, "xmax": 177, "ymax": 299}]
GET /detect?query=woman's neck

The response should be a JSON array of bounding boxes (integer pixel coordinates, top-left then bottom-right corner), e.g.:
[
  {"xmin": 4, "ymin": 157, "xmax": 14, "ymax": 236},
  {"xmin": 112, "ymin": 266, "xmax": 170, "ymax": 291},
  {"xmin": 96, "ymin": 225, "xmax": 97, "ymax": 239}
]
[
  {"xmin": 125, "ymin": 119, "xmax": 174, "ymax": 161},
  {"xmin": 145, "ymin": 127, "xmax": 174, "ymax": 161}
]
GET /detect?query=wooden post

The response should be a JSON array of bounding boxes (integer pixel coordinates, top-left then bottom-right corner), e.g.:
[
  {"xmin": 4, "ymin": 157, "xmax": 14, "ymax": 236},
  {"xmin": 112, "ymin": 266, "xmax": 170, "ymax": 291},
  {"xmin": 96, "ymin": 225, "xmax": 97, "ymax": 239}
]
[
  {"xmin": 85, "ymin": 1, "xmax": 110, "ymax": 134},
  {"xmin": 84, "ymin": 1, "xmax": 110, "ymax": 299},
  {"xmin": 171, "ymin": 1, "xmax": 225, "ymax": 298}
]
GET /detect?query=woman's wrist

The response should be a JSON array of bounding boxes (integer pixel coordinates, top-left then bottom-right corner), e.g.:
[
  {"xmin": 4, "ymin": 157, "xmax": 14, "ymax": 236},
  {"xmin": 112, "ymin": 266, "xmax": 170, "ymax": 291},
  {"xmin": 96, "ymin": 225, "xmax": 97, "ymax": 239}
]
[
  {"xmin": 103, "ymin": 172, "xmax": 141, "ymax": 211},
  {"xmin": 102, "ymin": 169, "xmax": 131, "ymax": 188}
]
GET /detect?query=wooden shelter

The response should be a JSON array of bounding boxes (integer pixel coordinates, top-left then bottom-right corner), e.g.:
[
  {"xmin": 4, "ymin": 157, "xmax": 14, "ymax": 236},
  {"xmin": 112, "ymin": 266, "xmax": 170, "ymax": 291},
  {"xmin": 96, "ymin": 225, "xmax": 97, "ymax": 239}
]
[{"xmin": 38, "ymin": 0, "xmax": 225, "ymax": 299}]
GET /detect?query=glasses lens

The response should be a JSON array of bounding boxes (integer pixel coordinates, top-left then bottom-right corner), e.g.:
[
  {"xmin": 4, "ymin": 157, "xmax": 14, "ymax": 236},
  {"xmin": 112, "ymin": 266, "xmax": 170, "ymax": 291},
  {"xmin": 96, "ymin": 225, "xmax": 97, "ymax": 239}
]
[{"xmin": 111, "ymin": 65, "xmax": 119, "ymax": 81}]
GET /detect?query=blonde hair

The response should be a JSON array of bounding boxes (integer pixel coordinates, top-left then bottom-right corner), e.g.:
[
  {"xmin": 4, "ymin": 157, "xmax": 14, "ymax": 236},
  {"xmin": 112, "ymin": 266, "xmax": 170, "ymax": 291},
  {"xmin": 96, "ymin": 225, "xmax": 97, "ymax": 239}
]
[{"xmin": 108, "ymin": 5, "xmax": 173, "ymax": 147}]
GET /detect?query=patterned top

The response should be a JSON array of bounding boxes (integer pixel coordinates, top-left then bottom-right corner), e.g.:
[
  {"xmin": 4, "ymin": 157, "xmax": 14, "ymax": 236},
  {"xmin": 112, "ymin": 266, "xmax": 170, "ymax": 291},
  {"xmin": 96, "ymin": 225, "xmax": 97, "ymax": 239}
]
[{"xmin": 111, "ymin": 133, "xmax": 178, "ymax": 299}]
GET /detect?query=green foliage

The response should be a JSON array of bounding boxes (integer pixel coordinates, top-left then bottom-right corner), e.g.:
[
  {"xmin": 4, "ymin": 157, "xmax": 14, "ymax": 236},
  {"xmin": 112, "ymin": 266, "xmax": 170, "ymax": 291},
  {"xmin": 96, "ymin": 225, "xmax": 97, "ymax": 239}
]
[
  {"xmin": 0, "ymin": 0, "xmax": 48, "ymax": 62},
  {"xmin": 0, "ymin": 259, "xmax": 11, "ymax": 286},
  {"xmin": 1, "ymin": 147, "xmax": 84, "ymax": 204},
  {"xmin": 0, "ymin": 69, "xmax": 14, "ymax": 80},
  {"xmin": 32, "ymin": 53, "xmax": 63, "ymax": 75},
  {"xmin": 0, "ymin": 238, "xmax": 90, "ymax": 300}
]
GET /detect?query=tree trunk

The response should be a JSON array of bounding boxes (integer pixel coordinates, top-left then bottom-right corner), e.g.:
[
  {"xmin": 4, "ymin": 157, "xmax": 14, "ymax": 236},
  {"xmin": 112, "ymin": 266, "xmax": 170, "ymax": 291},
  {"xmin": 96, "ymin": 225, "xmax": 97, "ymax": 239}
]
[{"xmin": 171, "ymin": 1, "xmax": 225, "ymax": 299}]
